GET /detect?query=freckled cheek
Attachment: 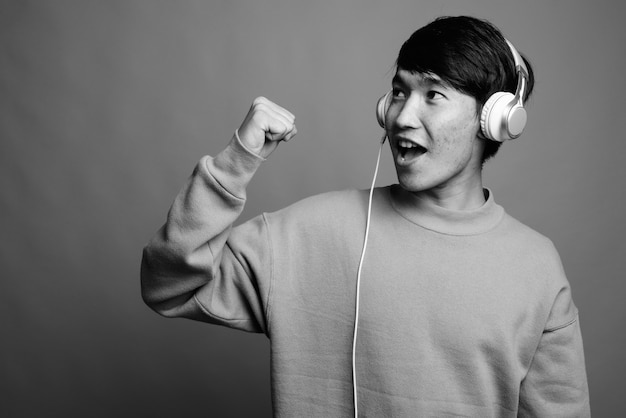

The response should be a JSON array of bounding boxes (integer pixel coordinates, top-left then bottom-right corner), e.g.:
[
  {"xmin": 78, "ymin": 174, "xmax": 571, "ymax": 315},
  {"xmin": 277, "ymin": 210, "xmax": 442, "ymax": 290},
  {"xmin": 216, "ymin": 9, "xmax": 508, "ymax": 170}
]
[{"xmin": 433, "ymin": 119, "xmax": 478, "ymax": 163}]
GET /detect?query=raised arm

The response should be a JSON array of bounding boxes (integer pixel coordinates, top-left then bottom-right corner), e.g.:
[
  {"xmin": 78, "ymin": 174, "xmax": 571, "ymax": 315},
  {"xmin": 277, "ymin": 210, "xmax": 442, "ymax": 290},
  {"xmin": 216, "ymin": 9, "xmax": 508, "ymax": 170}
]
[{"xmin": 140, "ymin": 97, "xmax": 296, "ymax": 333}]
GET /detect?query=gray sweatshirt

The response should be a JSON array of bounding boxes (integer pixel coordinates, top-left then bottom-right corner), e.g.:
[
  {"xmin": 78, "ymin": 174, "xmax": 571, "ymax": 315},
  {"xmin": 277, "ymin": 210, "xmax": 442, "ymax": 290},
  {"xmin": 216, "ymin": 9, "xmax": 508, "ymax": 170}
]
[{"xmin": 141, "ymin": 134, "xmax": 590, "ymax": 417}]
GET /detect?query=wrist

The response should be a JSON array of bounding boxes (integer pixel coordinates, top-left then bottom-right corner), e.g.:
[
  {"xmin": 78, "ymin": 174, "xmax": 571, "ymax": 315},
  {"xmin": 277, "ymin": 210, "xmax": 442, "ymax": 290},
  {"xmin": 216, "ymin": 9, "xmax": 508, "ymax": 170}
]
[{"xmin": 234, "ymin": 128, "xmax": 265, "ymax": 158}]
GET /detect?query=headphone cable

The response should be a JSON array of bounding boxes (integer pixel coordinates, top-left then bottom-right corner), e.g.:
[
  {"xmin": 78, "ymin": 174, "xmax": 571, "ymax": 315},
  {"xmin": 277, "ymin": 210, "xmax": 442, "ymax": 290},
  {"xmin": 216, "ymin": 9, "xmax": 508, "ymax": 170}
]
[{"xmin": 351, "ymin": 134, "xmax": 386, "ymax": 418}]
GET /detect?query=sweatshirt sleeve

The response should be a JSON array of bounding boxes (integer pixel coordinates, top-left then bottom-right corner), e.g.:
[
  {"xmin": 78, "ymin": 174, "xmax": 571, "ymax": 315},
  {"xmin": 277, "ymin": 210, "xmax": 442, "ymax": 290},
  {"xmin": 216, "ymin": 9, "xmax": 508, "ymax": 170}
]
[
  {"xmin": 140, "ymin": 133, "xmax": 272, "ymax": 334},
  {"xmin": 518, "ymin": 285, "xmax": 591, "ymax": 417}
]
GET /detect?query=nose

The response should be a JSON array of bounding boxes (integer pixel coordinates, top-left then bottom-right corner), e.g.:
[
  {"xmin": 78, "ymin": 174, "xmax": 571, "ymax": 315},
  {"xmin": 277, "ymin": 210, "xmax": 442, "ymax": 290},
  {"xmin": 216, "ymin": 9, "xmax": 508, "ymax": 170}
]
[{"xmin": 393, "ymin": 97, "xmax": 422, "ymax": 130}]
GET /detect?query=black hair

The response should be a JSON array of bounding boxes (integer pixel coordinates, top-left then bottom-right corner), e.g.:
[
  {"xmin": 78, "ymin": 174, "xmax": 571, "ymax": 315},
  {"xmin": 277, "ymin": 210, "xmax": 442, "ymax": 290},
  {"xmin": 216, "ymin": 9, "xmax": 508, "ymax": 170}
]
[{"xmin": 396, "ymin": 16, "xmax": 535, "ymax": 162}]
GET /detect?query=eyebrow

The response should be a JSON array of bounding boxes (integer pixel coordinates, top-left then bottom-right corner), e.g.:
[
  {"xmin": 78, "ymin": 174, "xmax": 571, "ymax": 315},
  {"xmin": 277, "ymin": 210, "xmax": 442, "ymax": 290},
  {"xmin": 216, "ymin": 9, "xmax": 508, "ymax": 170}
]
[{"xmin": 392, "ymin": 71, "xmax": 449, "ymax": 89}]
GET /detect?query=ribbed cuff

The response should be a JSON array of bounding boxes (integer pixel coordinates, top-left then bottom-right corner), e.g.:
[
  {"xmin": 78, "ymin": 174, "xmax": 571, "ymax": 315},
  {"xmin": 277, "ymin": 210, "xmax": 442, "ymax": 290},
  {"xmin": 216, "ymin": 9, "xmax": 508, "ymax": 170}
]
[{"xmin": 202, "ymin": 131, "xmax": 265, "ymax": 200}]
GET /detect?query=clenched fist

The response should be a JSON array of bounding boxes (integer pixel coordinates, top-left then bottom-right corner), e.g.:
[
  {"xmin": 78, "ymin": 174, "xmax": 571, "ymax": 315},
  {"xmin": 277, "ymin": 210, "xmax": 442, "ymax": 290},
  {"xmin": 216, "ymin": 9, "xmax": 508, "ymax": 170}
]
[{"xmin": 237, "ymin": 96, "xmax": 297, "ymax": 159}]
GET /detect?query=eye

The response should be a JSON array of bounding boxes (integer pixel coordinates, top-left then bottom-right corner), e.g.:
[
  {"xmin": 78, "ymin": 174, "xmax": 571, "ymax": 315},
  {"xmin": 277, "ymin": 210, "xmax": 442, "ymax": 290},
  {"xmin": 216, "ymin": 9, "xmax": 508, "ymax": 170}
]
[
  {"xmin": 392, "ymin": 87, "xmax": 406, "ymax": 99},
  {"xmin": 426, "ymin": 90, "xmax": 446, "ymax": 101}
]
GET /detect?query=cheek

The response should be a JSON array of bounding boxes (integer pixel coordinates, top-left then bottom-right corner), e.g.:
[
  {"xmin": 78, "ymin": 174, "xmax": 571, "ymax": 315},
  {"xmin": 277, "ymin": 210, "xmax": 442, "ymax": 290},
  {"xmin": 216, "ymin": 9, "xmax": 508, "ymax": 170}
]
[{"xmin": 434, "ymin": 115, "xmax": 479, "ymax": 160}]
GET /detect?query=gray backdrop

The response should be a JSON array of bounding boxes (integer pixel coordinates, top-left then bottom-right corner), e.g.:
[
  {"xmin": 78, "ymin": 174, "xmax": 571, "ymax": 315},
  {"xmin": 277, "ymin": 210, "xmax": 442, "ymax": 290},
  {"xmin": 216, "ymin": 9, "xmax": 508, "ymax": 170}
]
[{"xmin": 2, "ymin": 0, "xmax": 624, "ymax": 416}]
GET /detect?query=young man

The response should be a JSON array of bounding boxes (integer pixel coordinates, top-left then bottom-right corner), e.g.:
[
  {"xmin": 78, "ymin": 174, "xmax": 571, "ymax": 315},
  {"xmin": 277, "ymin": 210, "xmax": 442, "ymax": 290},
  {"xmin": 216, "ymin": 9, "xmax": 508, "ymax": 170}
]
[{"xmin": 141, "ymin": 16, "xmax": 590, "ymax": 417}]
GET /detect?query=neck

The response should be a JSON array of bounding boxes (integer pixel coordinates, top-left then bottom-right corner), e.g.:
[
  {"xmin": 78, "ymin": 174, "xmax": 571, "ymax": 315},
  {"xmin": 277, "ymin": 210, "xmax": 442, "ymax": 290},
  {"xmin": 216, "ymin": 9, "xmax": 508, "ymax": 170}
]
[
  {"xmin": 412, "ymin": 176, "xmax": 486, "ymax": 211},
  {"xmin": 389, "ymin": 184, "xmax": 503, "ymax": 235}
]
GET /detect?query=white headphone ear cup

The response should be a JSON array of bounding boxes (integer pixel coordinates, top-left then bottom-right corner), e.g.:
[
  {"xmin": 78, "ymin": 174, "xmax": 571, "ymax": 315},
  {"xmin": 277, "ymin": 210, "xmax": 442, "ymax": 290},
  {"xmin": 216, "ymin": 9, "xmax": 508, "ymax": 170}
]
[
  {"xmin": 506, "ymin": 104, "xmax": 527, "ymax": 138},
  {"xmin": 376, "ymin": 91, "xmax": 392, "ymax": 128},
  {"xmin": 480, "ymin": 91, "xmax": 515, "ymax": 142}
]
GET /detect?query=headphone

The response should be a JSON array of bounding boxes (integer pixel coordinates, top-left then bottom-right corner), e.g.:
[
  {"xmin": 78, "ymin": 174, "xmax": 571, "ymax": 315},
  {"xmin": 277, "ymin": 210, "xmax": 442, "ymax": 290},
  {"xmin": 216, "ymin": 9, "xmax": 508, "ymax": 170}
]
[{"xmin": 376, "ymin": 39, "xmax": 529, "ymax": 142}]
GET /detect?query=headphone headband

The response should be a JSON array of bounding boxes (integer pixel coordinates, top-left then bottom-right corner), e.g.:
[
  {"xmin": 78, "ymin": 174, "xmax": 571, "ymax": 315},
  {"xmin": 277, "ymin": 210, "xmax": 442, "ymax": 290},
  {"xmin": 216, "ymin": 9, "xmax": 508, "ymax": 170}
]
[
  {"xmin": 505, "ymin": 39, "xmax": 529, "ymax": 107},
  {"xmin": 505, "ymin": 39, "xmax": 528, "ymax": 77}
]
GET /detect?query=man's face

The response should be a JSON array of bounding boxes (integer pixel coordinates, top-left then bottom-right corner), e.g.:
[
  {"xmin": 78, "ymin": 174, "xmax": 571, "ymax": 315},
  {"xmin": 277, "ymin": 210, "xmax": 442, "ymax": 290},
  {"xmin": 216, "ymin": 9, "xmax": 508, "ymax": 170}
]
[{"xmin": 386, "ymin": 69, "xmax": 485, "ymax": 196}]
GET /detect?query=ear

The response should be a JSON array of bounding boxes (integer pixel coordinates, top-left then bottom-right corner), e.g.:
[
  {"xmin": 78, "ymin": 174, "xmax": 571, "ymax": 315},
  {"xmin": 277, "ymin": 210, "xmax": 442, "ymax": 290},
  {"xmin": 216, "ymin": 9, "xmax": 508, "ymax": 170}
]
[
  {"xmin": 473, "ymin": 126, "xmax": 488, "ymax": 156},
  {"xmin": 475, "ymin": 102, "xmax": 488, "ymax": 140}
]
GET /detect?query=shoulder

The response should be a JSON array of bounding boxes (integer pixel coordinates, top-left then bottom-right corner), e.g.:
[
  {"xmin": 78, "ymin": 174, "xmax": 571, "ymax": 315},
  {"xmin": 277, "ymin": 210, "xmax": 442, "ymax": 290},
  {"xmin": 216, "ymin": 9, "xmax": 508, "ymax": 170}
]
[
  {"xmin": 286, "ymin": 188, "xmax": 367, "ymax": 212},
  {"xmin": 498, "ymin": 211, "xmax": 570, "ymax": 289},
  {"xmin": 496, "ymin": 211, "xmax": 579, "ymax": 329},
  {"xmin": 495, "ymin": 209, "xmax": 559, "ymax": 256},
  {"xmin": 262, "ymin": 186, "xmax": 394, "ymax": 234},
  {"xmin": 500, "ymin": 212, "xmax": 566, "ymax": 279},
  {"xmin": 263, "ymin": 188, "xmax": 368, "ymax": 229},
  {"xmin": 277, "ymin": 188, "xmax": 365, "ymax": 214}
]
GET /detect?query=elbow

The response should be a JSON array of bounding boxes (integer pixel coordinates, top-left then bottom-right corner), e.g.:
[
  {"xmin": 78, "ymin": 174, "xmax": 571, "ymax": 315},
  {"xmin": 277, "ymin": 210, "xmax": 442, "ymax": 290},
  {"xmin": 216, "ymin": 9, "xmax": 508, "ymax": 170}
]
[
  {"xmin": 140, "ymin": 264, "xmax": 164, "ymax": 315},
  {"xmin": 139, "ymin": 274, "xmax": 188, "ymax": 319},
  {"xmin": 140, "ymin": 246, "xmax": 201, "ymax": 319},
  {"xmin": 140, "ymin": 245, "xmax": 172, "ymax": 316}
]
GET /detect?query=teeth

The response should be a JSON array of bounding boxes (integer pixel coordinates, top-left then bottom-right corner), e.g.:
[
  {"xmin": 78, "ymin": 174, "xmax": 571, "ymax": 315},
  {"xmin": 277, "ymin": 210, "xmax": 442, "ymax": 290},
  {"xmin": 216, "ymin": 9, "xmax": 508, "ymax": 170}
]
[{"xmin": 399, "ymin": 140, "xmax": 417, "ymax": 149}]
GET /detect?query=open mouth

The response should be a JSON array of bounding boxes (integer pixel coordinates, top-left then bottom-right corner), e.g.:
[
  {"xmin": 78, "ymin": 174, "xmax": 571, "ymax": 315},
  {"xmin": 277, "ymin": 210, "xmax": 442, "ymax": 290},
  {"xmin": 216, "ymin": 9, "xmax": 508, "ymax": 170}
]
[{"xmin": 397, "ymin": 139, "xmax": 427, "ymax": 161}]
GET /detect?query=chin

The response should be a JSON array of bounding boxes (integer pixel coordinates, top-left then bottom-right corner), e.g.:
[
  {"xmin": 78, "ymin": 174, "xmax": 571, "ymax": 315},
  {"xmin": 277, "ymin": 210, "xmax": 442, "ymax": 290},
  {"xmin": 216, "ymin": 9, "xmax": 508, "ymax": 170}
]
[
  {"xmin": 396, "ymin": 167, "xmax": 449, "ymax": 194},
  {"xmin": 396, "ymin": 174, "xmax": 429, "ymax": 194}
]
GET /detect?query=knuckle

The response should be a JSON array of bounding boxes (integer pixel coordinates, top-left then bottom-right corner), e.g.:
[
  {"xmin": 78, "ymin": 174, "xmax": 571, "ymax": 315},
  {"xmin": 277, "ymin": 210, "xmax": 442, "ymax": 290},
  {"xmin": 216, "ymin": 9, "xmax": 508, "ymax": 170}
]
[
  {"xmin": 253, "ymin": 96, "xmax": 268, "ymax": 106},
  {"xmin": 253, "ymin": 107, "xmax": 269, "ymax": 121}
]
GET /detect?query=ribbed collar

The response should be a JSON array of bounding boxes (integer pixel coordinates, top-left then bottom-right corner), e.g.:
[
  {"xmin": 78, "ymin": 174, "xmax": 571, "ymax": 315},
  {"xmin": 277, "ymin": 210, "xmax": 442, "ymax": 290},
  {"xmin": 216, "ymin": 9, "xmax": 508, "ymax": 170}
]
[{"xmin": 388, "ymin": 185, "xmax": 504, "ymax": 236}]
